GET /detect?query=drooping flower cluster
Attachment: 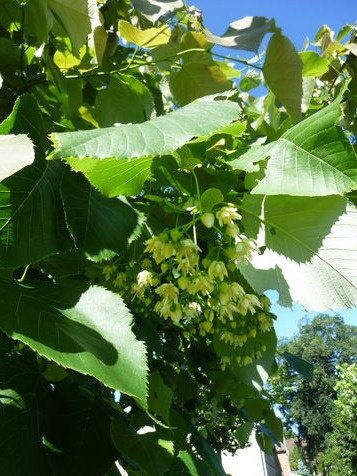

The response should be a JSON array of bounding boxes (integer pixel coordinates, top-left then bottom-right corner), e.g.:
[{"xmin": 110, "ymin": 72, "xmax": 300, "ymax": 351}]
[{"xmin": 102, "ymin": 204, "xmax": 272, "ymax": 368}]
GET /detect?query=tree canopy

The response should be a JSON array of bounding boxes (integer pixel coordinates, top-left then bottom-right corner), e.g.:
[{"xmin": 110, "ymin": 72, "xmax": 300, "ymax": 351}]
[
  {"xmin": 271, "ymin": 315, "xmax": 357, "ymax": 475},
  {"xmin": 0, "ymin": 0, "xmax": 356, "ymax": 474}
]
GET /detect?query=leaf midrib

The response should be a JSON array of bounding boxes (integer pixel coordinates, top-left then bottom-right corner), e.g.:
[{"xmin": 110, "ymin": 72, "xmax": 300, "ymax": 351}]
[
  {"xmin": 279, "ymin": 137, "xmax": 356, "ymax": 186},
  {"xmin": 0, "ymin": 162, "xmax": 51, "ymax": 235}
]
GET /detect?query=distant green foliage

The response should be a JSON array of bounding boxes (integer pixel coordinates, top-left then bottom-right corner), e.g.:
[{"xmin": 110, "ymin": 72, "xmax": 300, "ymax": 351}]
[
  {"xmin": 323, "ymin": 363, "xmax": 357, "ymax": 475},
  {"xmin": 271, "ymin": 315, "xmax": 357, "ymax": 475}
]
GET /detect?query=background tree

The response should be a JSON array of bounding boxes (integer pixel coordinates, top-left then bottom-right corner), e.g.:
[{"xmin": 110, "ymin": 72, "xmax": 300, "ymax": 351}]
[
  {"xmin": 271, "ymin": 315, "xmax": 357, "ymax": 475},
  {"xmin": 323, "ymin": 363, "xmax": 357, "ymax": 476}
]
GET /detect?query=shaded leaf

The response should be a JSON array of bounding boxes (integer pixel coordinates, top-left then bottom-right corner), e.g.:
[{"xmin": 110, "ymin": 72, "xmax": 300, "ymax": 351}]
[
  {"xmin": 200, "ymin": 188, "xmax": 224, "ymax": 212},
  {"xmin": 235, "ymin": 422, "xmax": 254, "ymax": 446},
  {"xmin": 0, "ymin": 95, "xmax": 72, "ymax": 267},
  {"xmin": 45, "ymin": 381, "xmax": 117, "ymax": 476},
  {"xmin": 111, "ymin": 416, "xmax": 173, "ymax": 476},
  {"xmin": 0, "ymin": 352, "xmax": 50, "ymax": 475},
  {"xmin": 205, "ymin": 16, "xmax": 272, "ymax": 52},
  {"xmin": 169, "ymin": 33, "xmax": 232, "ymax": 105},
  {"xmin": 148, "ymin": 371, "xmax": 173, "ymax": 424},
  {"xmin": 61, "ymin": 169, "xmax": 143, "ymax": 261},
  {"xmin": 263, "ymin": 34, "xmax": 303, "ymax": 120},
  {"xmin": 131, "ymin": 0, "xmax": 184, "ymax": 23},
  {"xmin": 239, "ymin": 69, "xmax": 261, "ymax": 91},
  {"xmin": 283, "ymin": 351, "xmax": 313, "ymax": 382},
  {"xmin": 94, "ymin": 75, "xmax": 154, "ymax": 127},
  {"xmin": 46, "ymin": 0, "xmax": 92, "ymax": 55},
  {"xmin": 0, "ymin": 279, "xmax": 148, "ymax": 408},
  {"xmin": 170, "ymin": 62, "xmax": 232, "ymax": 106}
]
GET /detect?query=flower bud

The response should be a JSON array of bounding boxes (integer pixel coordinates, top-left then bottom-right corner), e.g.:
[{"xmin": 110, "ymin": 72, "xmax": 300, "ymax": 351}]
[
  {"xmin": 170, "ymin": 229, "xmax": 182, "ymax": 241},
  {"xmin": 201, "ymin": 212, "xmax": 214, "ymax": 229}
]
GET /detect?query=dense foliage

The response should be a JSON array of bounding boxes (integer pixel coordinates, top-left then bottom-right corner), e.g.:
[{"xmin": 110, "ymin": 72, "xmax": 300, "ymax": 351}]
[
  {"xmin": 271, "ymin": 315, "xmax": 357, "ymax": 475},
  {"xmin": 322, "ymin": 362, "xmax": 357, "ymax": 476},
  {"xmin": 0, "ymin": 0, "xmax": 356, "ymax": 474}
]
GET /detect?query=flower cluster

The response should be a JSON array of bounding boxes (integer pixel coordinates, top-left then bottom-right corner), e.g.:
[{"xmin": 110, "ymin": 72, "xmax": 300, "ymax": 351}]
[{"xmin": 103, "ymin": 204, "xmax": 272, "ymax": 368}]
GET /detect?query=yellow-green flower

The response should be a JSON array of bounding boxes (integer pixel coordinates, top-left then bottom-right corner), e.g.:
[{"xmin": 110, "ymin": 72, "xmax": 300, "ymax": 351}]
[
  {"xmin": 201, "ymin": 212, "xmax": 215, "ymax": 229},
  {"xmin": 226, "ymin": 223, "xmax": 240, "ymax": 238},
  {"xmin": 237, "ymin": 294, "xmax": 261, "ymax": 315},
  {"xmin": 208, "ymin": 260, "xmax": 228, "ymax": 281},
  {"xmin": 187, "ymin": 273, "xmax": 214, "ymax": 295},
  {"xmin": 103, "ymin": 265, "xmax": 117, "ymax": 281},
  {"xmin": 113, "ymin": 272, "xmax": 127, "ymax": 288},
  {"xmin": 155, "ymin": 283, "xmax": 179, "ymax": 304},
  {"xmin": 137, "ymin": 270, "xmax": 153, "ymax": 288},
  {"xmin": 216, "ymin": 206, "xmax": 241, "ymax": 227}
]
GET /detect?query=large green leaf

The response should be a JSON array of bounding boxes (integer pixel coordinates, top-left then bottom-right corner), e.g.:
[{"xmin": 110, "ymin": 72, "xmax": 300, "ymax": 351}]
[
  {"xmin": 45, "ymin": 381, "xmax": 117, "ymax": 476},
  {"xmin": 0, "ymin": 95, "xmax": 73, "ymax": 267},
  {"xmin": 51, "ymin": 99, "xmax": 239, "ymax": 196},
  {"xmin": 46, "ymin": 0, "xmax": 92, "ymax": 55},
  {"xmin": 51, "ymin": 99, "xmax": 239, "ymax": 160},
  {"xmin": 204, "ymin": 16, "xmax": 272, "ymax": 52},
  {"xmin": 0, "ymin": 161, "xmax": 73, "ymax": 268},
  {"xmin": 233, "ymin": 99, "xmax": 357, "ymax": 196},
  {"xmin": 263, "ymin": 33, "xmax": 303, "ymax": 120},
  {"xmin": 61, "ymin": 169, "xmax": 143, "ymax": 261},
  {"xmin": 0, "ymin": 279, "xmax": 148, "ymax": 408},
  {"xmin": 94, "ymin": 75, "xmax": 154, "ymax": 127},
  {"xmin": 240, "ymin": 194, "xmax": 357, "ymax": 310},
  {"xmin": 0, "ymin": 352, "xmax": 50, "ymax": 475}
]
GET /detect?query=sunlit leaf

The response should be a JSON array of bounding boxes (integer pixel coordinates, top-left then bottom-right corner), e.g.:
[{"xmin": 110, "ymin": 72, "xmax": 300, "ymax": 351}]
[
  {"xmin": 51, "ymin": 99, "xmax": 239, "ymax": 196},
  {"xmin": 249, "ymin": 99, "xmax": 357, "ymax": 196},
  {"xmin": 300, "ymin": 51, "xmax": 329, "ymax": 77},
  {"xmin": 241, "ymin": 194, "xmax": 357, "ymax": 310},
  {"xmin": 119, "ymin": 20, "xmax": 171, "ymax": 48}
]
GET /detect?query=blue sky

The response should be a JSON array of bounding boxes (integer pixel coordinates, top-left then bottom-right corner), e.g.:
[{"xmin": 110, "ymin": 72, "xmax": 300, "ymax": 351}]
[
  {"xmin": 193, "ymin": 0, "xmax": 356, "ymax": 50},
  {"xmin": 190, "ymin": 0, "xmax": 357, "ymax": 338}
]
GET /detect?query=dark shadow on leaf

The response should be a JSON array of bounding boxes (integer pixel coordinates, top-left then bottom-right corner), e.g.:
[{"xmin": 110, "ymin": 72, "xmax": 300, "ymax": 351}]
[
  {"xmin": 0, "ymin": 278, "xmax": 118, "ymax": 366},
  {"xmin": 242, "ymin": 195, "xmax": 348, "ymax": 263}
]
